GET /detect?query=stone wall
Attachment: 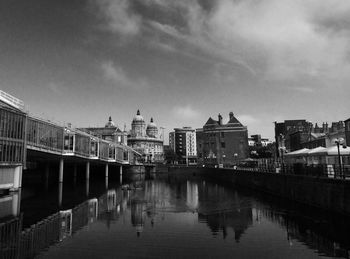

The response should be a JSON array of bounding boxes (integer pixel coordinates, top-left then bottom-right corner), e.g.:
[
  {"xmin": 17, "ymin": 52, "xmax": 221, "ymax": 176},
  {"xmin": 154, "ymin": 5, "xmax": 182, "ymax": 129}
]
[{"xmin": 161, "ymin": 166, "xmax": 350, "ymax": 215}]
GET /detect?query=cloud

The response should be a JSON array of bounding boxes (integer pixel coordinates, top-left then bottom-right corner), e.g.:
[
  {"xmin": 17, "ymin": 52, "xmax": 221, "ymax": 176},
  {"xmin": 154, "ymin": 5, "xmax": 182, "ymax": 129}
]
[
  {"xmin": 101, "ymin": 61, "xmax": 149, "ymax": 90},
  {"xmin": 92, "ymin": 0, "xmax": 350, "ymax": 89},
  {"xmin": 93, "ymin": 0, "xmax": 141, "ymax": 36},
  {"xmin": 172, "ymin": 105, "xmax": 200, "ymax": 120}
]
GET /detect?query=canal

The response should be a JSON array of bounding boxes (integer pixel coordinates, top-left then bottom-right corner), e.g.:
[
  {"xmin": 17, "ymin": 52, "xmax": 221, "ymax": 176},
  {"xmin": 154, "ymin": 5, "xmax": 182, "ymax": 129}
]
[{"xmin": 2, "ymin": 171, "xmax": 350, "ymax": 258}]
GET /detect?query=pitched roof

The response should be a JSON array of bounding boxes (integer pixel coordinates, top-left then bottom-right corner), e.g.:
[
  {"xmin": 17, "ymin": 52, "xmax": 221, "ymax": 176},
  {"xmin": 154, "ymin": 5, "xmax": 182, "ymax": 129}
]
[
  {"xmin": 227, "ymin": 115, "xmax": 243, "ymax": 126},
  {"xmin": 204, "ymin": 117, "xmax": 219, "ymax": 126}
]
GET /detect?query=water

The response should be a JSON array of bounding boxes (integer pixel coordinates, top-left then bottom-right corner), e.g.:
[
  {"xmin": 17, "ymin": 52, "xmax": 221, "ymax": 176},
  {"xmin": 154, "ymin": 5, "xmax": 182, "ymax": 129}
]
[{"xmin": 3, "ymin": 174, "xmax": 350, "ymax": 258}]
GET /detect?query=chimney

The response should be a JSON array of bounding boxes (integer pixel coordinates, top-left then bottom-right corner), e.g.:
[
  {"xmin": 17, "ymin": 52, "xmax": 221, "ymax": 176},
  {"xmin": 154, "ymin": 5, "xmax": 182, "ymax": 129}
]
[
  {"xmin": 218, "ymin": 114, "xmax": 223, "ymax": 125},
  {"xmin": 229, "ymin": 112, "xmax": 234, "ymax": 121}
]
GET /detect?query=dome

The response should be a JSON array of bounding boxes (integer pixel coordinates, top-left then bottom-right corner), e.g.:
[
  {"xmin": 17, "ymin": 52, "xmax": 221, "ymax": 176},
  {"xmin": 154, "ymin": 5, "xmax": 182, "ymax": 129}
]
[
  {"xmin": 105, "ymin": 116, "xmax": 115, "ymax": 128},
  {"xmin": 146, "ymin": 118, "xmax": 158, "ymax": 138},
  {"xmin": 132, "ymin": 109, "xmax": 145, "ymax": 122},
  {"xmin": 147, "ymin": 117, "xmax": 157, "ymax": 129}
]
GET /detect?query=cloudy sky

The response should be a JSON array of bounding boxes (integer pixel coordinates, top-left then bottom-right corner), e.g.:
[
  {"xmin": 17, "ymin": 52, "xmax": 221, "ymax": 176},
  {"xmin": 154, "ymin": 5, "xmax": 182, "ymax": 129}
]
[{"xmin": 1, "ymin": 0, "xmax": 349, "ymax": 141}]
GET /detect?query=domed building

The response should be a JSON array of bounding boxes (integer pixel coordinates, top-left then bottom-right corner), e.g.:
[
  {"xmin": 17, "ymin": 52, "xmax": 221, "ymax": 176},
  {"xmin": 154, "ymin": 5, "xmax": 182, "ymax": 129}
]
[
  {"xmin": 146, "ymin": 118, "xmax": 158, "ymax": 138},
  {"xmin": 80, "ymin": 116, "xmax": 127, "ymax": 145},
  {"xmin": 128, "ymin": 110, "xmax": 164, "ymax": 163}
]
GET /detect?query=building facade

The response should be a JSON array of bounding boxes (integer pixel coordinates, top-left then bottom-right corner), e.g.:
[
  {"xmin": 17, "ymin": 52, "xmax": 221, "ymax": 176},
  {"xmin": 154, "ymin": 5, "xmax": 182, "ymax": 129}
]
[
  {"xmin": 80, "ymin": 116, "xmax": 128, "ymax": 145},
  {"xmin": 275, "ymin": 120, "xmax": 347, "ymax": 156},
  {"xmin": 274, "ymin": 120, "xmax": 313, "ymax": 155},
  {"xmin": 248, "ymin": 134, "xmax": 272, "ymax": 147},
  {"xmin": 196, "ymin": 112, "xmax": 248, "ymax": 166},
  {"xmin": 345, "ymin": 118, "xmax": 350, "ymax": 147},
  {"xmin": 127, "ymin": 110, "xmax": 164, "ymax": 163},
  {"xmin": 169, "ymin": 127, "xmax": 197, "ymax": 165}
]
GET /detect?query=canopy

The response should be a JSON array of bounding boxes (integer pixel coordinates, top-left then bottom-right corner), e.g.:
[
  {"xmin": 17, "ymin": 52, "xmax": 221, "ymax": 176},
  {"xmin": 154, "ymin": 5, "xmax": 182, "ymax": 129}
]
[
  {"xmin": 325, "ymin": 145, "xmax": 350, "ymax": 156},
  {"xmin": 307, "ymin": 146, "xmax": 327, "ymax": 155},
  {"xmin": 285, "ymin": 148, "xmax": 309, "ymax": 157}
]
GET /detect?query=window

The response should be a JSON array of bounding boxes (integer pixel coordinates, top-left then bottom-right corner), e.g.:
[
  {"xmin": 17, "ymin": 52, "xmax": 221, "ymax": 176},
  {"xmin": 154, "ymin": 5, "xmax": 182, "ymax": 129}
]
[
  {"xmin": 221, "ymin": 142, "xmax": 225, "ymax": 148},
  {"xmin": 220, "ymin": 132, "xmax": 224, "ymax": 138}
]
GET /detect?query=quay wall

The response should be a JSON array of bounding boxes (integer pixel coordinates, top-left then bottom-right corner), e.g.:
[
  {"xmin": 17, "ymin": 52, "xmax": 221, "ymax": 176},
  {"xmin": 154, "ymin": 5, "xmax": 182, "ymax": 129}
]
[{"xmin": 162, "ymin": 166, "xmax": 350, "ymax": 215}]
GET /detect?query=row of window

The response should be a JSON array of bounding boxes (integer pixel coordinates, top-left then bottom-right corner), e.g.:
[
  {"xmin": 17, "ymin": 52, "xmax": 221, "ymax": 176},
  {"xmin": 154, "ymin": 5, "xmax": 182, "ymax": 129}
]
[
  {"xmin": 0, "ymin": 110, "xmax": 25, "ymax": 140},
  {"xmin": 205, "ymin": 132, "xmax": 225, "ymax": 138},
  {"xmin": 0, "ymin": 140, "xmax": 23, "ymax": 163}
]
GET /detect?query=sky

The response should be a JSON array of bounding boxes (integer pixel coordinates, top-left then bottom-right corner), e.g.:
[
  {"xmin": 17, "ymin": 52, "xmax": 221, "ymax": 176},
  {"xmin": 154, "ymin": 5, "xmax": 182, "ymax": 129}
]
[{"xmin": 1, "ymin": 0, "xmax": 349, "ymax": 142}]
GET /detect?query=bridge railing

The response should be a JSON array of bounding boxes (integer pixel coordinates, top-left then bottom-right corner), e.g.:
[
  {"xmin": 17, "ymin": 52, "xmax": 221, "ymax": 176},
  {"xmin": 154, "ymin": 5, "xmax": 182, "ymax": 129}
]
[{"xmin": 26, "ymin": 117, "xmax": 64, "ymax": 154}]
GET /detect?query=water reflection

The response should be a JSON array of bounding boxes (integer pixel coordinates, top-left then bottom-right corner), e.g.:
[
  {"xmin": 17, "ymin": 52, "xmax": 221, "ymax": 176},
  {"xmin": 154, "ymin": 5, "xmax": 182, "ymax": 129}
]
[{"xmin": 2, "ymin": 178, "xmax": 350, "ymax": 258}]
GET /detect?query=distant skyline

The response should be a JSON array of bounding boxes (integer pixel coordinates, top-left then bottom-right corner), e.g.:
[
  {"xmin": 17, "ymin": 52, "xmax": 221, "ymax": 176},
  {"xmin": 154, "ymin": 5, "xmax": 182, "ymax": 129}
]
[{"xmin": 1, "ymin": 0, "xmax": 349, "ymax": 143}]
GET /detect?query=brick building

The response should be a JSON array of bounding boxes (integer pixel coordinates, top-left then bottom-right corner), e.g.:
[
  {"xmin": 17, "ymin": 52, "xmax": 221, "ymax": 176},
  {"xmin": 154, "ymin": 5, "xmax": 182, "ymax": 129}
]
[{"xmin": 196, "ymin": 112, "xmax": 248, "ymax": 166}]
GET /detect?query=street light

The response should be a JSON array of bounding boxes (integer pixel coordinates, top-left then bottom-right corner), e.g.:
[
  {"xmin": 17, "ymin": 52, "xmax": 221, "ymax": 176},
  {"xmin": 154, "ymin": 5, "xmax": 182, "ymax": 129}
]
[
  {"xmin": 279, "ymin": 134, "xmax": 286, "ymax": 173},
  {"xmin": 279, "ymin": 147, "xmax": 286, "ymax": 173},
  {"xmin": 335, "ymin": 138, "xmax": 345, "ymax": 179}
]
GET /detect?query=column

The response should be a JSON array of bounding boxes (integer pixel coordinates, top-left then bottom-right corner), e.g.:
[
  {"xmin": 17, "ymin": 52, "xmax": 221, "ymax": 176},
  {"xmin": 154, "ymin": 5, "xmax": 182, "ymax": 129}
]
[
  {"xmin": 58, "ymin": 182, "xmax": 63, "ymax": 207},
  {"xmin": 105, "ymin": 164, "xmax": 109, "ymax": 189},
  {"xmin": 86, "ymin": 178, "xmax": 90, "ymax": 197},
  {"xmin": 86, "ymin": 162, "xmax": 90, "ymax": 197},
  {"xmin": 86, "ymin": 162, "xmax": 90, "ymax": 181},
  {"xmin": 12, "ymin": 189, "xmax": 21, "ymax": 217},
  {"xmin": 119, "ymin": 165, "xmax": 123, "ymax": 184},
  {"xmin": 12, "ymin": 166, "xmax": 23, "ymax": 190},
  {"xmin": 59, "ymin": 158, "xmax": 64, "ymax": 183}
]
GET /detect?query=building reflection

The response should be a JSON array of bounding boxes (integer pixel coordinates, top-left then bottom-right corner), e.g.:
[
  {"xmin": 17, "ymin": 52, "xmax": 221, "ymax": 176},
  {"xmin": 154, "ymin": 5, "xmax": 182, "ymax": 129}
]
[
  {"xmin": 131, "ymin": 199, "xmax": 146, "ymax": 236},
  {"xmin": 197, "ymin": 184, "xmax": 253, "ymax": 241},
  {"xmin": 3, "ymin": 179, "xmax": 350, "ymax": 258},
  {"xmin": 0, "ymin": 190, "xmax": 21, "ymax": 219},
  {"xmin": 258, "ymin": 206, "xmax": 350, "ymax": 258}
]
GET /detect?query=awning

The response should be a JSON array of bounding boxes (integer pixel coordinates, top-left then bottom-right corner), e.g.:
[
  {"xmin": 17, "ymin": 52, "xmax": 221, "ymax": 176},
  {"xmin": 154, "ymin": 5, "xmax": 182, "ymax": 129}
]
[
  {"xmin": 285, "ymin": 148, "xmax": 309, "ymax": 157},
  {"xmin": 325, "ymin": 145, "xmax": 350, "ymax": 156},
  {"xmin": 307, "ymin": 147, "xmax": 327, "ymax": 155}
]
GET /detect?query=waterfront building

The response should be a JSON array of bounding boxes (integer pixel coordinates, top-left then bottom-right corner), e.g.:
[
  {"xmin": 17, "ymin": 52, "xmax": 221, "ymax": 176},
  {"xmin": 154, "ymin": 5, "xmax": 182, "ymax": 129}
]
[
  {"xmin": 80, "ymin": 116, "xmax": 128, "ymax": 145},
  {"xmin": 127, "ymin": 110, "xmax": 164, "ymax": 163},
  {"xmin": 274, "ymin": 120, "xmax": 313, "ymax": 156},
  {"xmin": 196, "ymin": 112, "xmax": 248, "ymax": 166},
  {"xmin": 169, "ymin": 127, "xmax": 197, "ymax": 165},
  {"xmin": 344, "ymin": 118, "xmax": 350, "ymax": 147},
  {"xmin": 248, "ymin": 134, "xmax": 272, "ymax": 147},
  {"xmin": 276, "ymin": 120, "xmax": 346, "ymax": 154}
]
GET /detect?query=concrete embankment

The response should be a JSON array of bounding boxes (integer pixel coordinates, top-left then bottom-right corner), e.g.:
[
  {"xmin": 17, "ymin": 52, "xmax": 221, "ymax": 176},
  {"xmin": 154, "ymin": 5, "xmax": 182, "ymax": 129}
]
[{"xmin": 161, "ymin": 166, "xmax": 350, "ymax": 215}]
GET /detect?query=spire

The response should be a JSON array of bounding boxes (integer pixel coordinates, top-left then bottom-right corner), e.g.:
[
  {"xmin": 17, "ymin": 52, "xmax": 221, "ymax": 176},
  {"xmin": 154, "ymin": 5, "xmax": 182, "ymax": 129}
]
[
  {"xmin": 109, "ymin": 116, "xmax": 112, "ymax": 122},
  {"xmin": 137, "ymin": 109, "xmax": 140, "ymax": 115},
  {"xmin": 150, "ymin": 117, "xmax": 153, "ymax": 123}
]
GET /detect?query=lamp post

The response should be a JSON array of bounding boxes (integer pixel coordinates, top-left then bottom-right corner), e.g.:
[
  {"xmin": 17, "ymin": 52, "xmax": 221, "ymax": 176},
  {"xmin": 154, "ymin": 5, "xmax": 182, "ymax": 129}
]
[
  {"xmin": 279, "ymin": 134, "xmax": 286, "ymax": 173},
  {"xmin": 335, "ymin": 138, "xmax": 345, "ymax": 179},
  {"xmin": 279, "ymin": 147, "xmax": 286, "ymax": 173},
  {"xmin": 234, "ymin": 153, "xmax": 238, "ymax": 169}
]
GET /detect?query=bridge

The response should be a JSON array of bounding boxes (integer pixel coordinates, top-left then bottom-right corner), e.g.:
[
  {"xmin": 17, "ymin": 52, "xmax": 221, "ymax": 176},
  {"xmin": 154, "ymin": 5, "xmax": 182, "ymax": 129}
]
[{"xmin": 0, "ymin": 90, "xmax": 144, "ymax": 193}]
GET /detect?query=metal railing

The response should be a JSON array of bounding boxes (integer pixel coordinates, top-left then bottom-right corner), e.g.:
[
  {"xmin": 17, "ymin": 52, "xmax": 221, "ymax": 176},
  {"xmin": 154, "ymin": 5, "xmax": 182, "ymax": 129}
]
[{"xmin": 235, "ymin": 163, "xmax": 350, "ymax": 179}]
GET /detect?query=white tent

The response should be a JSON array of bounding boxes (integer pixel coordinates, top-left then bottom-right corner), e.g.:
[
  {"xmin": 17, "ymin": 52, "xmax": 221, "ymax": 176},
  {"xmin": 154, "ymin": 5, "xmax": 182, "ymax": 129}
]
[
  {"xmin": 307, "ymin": 146, "xmax": 327, "ymax": 155},
  {"xmin": 285, "ymin": 148, "xmax": 309, "ymax": 157},
  {"xmin": 325, "ymin": 145, "xmax": 350, "ymax": 156}
]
